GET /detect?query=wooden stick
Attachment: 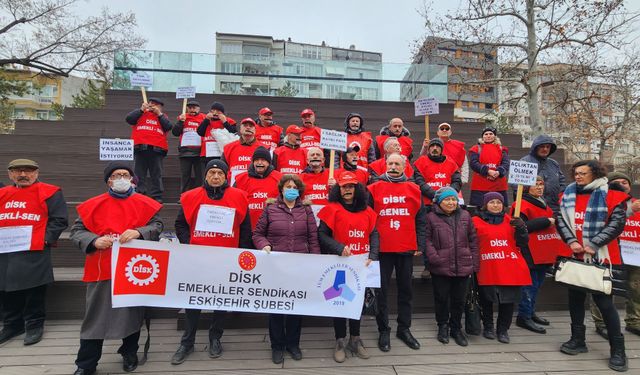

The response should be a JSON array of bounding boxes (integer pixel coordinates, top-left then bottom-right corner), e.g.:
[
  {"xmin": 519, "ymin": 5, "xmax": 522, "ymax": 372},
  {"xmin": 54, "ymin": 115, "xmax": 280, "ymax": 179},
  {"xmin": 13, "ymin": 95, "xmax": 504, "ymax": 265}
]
[
  {"xmin": 182, "ymin": 98, "xmax": 188, "ymax": 115},
  {"xmin": 141, "ymin": 86, "xmax": 148, "ymax": 104},
  {"xmin": 424, "ymin": 114, "xmax": 430, "ymax": 140},
  {"xmin": 329, "ymin": 150, "xmax": 336, "ymax": 179},
  {"xmin": 513, "ymin": 184, "xmax": 524, "ymax": 217}
]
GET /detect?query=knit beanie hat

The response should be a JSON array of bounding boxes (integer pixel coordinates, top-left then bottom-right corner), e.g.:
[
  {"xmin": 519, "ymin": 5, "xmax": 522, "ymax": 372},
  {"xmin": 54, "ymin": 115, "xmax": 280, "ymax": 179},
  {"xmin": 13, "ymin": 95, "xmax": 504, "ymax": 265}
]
[
  {"xmin": 482, "ymin": 191, "xmax": 504, "ymax": 207},
  {"xmin": 434, "ymin": 186, "xmax": 458, "ymax": 205},
  {"xmin": 482, "ymin": 126, "xmax": 497, "ymax": 136},
  {"xmin": 252, "ymin": 146, "xmax": 272, "ymax": 164},
  {"xmin": 607, "ymin": 171, "xmax": 631, "ymax": 185},
  {"xmin": 103, "ymin": 161, "xmax": 134, "ymax": 183},
  {"xmin": 205, "ymin": 159, "xmax": 229, "ymax": 176},
  {"xmin": 210, "ymin": 102, "xmax": 225, "ymax": 113},
  {"xmin": 428, "ymin": 138, "xmax": 444, "ymax": 149}
]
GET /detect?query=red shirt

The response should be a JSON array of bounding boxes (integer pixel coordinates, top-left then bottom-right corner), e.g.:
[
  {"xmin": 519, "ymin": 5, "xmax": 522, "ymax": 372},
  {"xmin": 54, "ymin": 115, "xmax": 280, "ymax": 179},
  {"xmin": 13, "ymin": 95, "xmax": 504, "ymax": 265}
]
[
  {"xmin": 223, "ymin": 140, "xmax": 261, "ymax": 183},
  {"xmin": 442, "ymin": 139, "xmax": 466, "ymax": 168},
  {"xmin": 234, "ymin": 170, "xmax": 282, "ymax": 230},
  {"xmin": 255, "ymin": 124, "xmax": 283, "ymax": 150},
  {"xmin": 469, "ymin": 143, "xmax": 508, "ymax": 191},
  {"xmin": 413, "ymin": 155, "xmax": 459, "ymax": 204},
  {"xmin": 317, "ymin": 203, "xmax": 377, "ymax": 255},
  {"xmin": 302, "ymin": 169, "xmax": 331, "ymax": 205},
  {"xmin": 131, "ymin": 111, "xmax": 169, "ymax": 150},
  {"xmin": 177, "ymin": 113, "xmax": 206, "ymax": 150},
  {"xmin": 200, "ymin": 117, "xmax": 237, "ymax": 157},
  {"xmin": 299, "ymin": 126, "xmax": 322, "ymax": 149},
  {"xmin": 514, "ymin": 199, "xmax": 570, "ymax": 264},
  {"xmin": 346, "ymin": 132, "xmax": 373, "ymax": 169},
  {"xmin": 274, "ymin": 146, "xmax": 308, "ymax": 174}
]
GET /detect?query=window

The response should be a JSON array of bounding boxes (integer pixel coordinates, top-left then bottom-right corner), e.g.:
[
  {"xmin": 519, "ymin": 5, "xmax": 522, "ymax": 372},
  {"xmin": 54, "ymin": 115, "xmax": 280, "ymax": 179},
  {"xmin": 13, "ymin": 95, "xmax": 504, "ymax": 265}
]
[
  {"xmin": 220, "ymin": 43, "xmax": 242, "ymax": 55},
  {"xmin": 12, "ymin": 108, "xmax": 26, "ymax": 119},
  {"xmin": 220, "ymin": 82, "xmax": 242, "ymax": 94},
  {"xmin": 36, "ymin": 110, "xmax": 49, "ymax": 120},
  {"xmin": 302, "ymin": 45, "xmax": 322, "ymax": 60},
  {"xmin": 363, "ymin": 52, "xmax": 381, "ymax": 62},
  {"xmin": 243, "ymin": 45, "xmax": 269, "ymax": 60},
  {"xmin": 220, "ymin": 63, "xmax": 242, "ymax": 73},
  {"xmin": 332, "ymin": 49, "xmax": 349, "ymax": 61},
  {"xmin": 326, "ymin": 84, "xmax": 342, "ymax": 98}
]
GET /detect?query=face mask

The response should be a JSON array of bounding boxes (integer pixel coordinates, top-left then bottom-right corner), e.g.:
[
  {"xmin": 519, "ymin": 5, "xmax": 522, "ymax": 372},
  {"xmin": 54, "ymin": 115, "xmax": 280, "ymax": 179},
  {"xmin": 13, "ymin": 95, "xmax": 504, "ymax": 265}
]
[
  {"xmin": 112, "ymin": 178, "xmax": 132, "ymax": 193},
  {"xmin": 283, "ymin": 188, "xmax": 299, "ymax": 201}
]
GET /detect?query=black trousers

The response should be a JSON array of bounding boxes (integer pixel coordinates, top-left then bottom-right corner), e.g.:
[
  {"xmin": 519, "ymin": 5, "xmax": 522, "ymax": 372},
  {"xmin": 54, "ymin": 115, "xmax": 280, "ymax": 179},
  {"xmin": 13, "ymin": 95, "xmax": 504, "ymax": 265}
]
[
  {"xmin": 333, "ymin": 317, "xmax": 361, "ymax": 339},
  {"xmin": 479, "ymin": 295, "xmax": 514, "ymax": 333},
  {"xmin": 134, "ymin": 149, "xmax": 165, "ymax": 201},
  {"xmin": 568, "ymin": 288, "xmax": 622, "ymax": 337},
  {"xmin": 269, "ymin": 314, "xmax": 302, "ymax": 350},
  {"xmin": 179, "ymin": 156, "xmax": 203, "ymax": 193},
  {"xmin": 432, "ymin": 275, "xmax": 470, "ymax": 332},
  {"xmin": 376, "ymin": 252, "xmax": 414, "ymax": 333},
  {"xmin": 1, "ymin": 284, "xmax": 47, "ymax": 330},
  {"xmin": 75, "ymin": 331, "xmax": 139, "ymax": 370},
  {"xmin": 180, "ymin": 309, "xmax": 226, "ymax": 347}
]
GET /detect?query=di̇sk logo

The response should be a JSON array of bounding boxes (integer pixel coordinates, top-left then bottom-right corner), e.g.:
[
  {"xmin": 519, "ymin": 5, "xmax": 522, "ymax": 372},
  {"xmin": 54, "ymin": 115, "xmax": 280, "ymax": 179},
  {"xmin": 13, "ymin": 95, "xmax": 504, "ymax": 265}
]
[
  {"xmin": 113, "ymin": 247, "xmax": 169, "ymax": 295},
  {"xmin": 125, "ymin": 254, "xmax": 160, "ymax": 286}
]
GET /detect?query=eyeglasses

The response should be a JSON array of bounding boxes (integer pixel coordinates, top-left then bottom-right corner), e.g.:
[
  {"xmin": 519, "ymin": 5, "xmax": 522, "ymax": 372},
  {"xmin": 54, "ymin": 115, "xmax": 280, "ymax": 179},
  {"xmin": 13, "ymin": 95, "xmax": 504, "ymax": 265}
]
[
  {"xmin": 109, "ymin": 173, "xmax": 132, "ymax": 180},
  {"xmin": 574, "ymin": 171, "xmax": 591, "ymax": 177}
]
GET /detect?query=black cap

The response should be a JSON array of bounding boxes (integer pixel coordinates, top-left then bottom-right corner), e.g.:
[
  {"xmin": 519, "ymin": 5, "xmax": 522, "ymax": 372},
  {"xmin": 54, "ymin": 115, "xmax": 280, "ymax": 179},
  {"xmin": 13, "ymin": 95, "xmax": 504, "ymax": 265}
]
[
  {"xmin": 205, "ymin": 159, "xmax": 229, "ymax": 176},
  {"xmin": 186, "ymin": 100, "xmax": 200, "ymax": 107},
  {"xmin": 482, "ymin": 126, "xmax": 497, "ymax": 136},
  {"xmin": 104, "ymin": 161, "xmax": 135, "ymax": 183},
  {"xmin": 148, "ymin": 97, "xmax": 164, "ymax": 106},
  {"xmin": 210, "ymin": 102, "xmax": 225, "ymax": 113},
  {"xmin": 428, "ymin": 138, "xmax": 444, "ymax": 149},
  {"xmin": 252, "ymin": 146, "xmax": 272, "ymax": 164}
]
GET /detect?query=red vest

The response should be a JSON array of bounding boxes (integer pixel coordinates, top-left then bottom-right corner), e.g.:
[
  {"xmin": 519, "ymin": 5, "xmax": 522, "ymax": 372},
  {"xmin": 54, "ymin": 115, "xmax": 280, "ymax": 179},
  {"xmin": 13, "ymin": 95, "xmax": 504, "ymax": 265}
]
[
  {"xmin": 469, "ymin": 143, "xmax": 508, "ymax": 191},
  {"xmin": 274, "ymin": 146, "xmax": 308, "ymax": 174},
  {"xmin": 375, "ymin": 135, "xmax": 413, "ymax": 159},
  {"xmin": 413, "ymin": 155, "xmax": 459, "ymax": 205},
  {"xmin": 234, "ymin": 170, "xmax": 282, "ymax": 230},
  {"xmin": 0, "ymin": 182, "xmax": 60, "ymax": 251},
  {"xmin": 255, "ymin": 124, "xmax": 283, "ymax": 150},
  {"xmin": 335, "ymin": 168, "xmax": 369, "ymax": 185},
  {"xmin": 223, "ymin": 140, "xmax": 261, "ymax": 182},
  {"xmin": 131, "ymin": 111, "xmax": 169, "ymax": 150},
  {"xmin": 180, "ymin": 186, "xmax": 248, "ymax": 248},
  {"xmin": 515, "ymin": 200, "xmax": 570, "ymax": 264},
  {"xmin": 302, "ymin": 170, "xmax": 331, "ymax": 205},
  {"xmin": 442, "ymin": 139, "xmax": 466, "ymax": 168},
  {"xmin": 369, "ymin": 157, "xmax": 414, "ymax": 178},
  {"xmin": 346, "ymin": 132, "xmax": 373, "ymax": 169},
  {"xmin": 317, "ymin": 203, "xmax": 377, "ymax": 255},
  {"xmin": 368, "ymin": 180, "xmax": 421, "ymax": 253},
  {"xmin": 299, "ymin": 126, "xmax": 322, "ymax": 149},
  {"xmin": 472, "ymin": 215, "xmax": 532, "ymax": 286},
  {"xmin": 77, "ymin": 193, "xmax": 161, "ymax": 282},
  {"xmin": 200, "ymin": 117, "xmax": 237, "ymax": 157},
  {"xmin": 621, "ymin": 198, "xmax": 640, "ymax": 242},
  {"xmin": 178, "ymin": 113, "xmax": 206, "ymax": 150}
]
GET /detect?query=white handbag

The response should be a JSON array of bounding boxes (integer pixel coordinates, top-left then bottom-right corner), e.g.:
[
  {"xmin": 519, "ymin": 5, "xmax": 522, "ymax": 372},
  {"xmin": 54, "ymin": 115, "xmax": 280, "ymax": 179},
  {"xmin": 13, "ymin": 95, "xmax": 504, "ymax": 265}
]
[{"xmin": 555, "ymin": 250, "xmax": 613, "ymax": 295}]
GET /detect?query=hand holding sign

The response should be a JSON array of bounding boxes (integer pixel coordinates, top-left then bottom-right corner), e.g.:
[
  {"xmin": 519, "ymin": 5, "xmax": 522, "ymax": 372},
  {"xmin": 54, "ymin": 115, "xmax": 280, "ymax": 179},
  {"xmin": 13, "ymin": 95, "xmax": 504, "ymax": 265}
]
[
  {"xmin": 130, "ymin": 73, "xmax": 153, "ymax": 104},
  {"xmin": 414, "ymin": 97, "xmax": 439, "ymax": 139},
  {"xmin": 176, "ymin": 86, "xmax": 197, "ymax": 115},
  {"xmin": 508, "ymin": 160, "xmax": 539, "ymax": 217}
]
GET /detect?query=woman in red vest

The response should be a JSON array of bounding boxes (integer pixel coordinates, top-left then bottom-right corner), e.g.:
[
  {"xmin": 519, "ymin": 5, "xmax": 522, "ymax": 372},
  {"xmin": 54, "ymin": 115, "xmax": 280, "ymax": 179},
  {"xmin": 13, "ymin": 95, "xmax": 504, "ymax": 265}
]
[
  {"xmin": 468, "ymin": 127, "xmax": 510, "ymax": 207},
  {"xmin": 472, "ymin": 192, "xmax": 530, "ymax": 344},
  {"xmin": 318, "ymin": 172, "xmax": 378, "ymax": 363},
  {"xmin": 556, "ymin": 160, "xmax": 629, "ymax": 372}
]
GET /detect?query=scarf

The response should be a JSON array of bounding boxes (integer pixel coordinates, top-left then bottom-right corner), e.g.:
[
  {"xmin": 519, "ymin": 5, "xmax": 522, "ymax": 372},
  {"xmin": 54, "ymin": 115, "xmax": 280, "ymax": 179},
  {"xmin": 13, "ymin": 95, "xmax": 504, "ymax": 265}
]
[
  {"xmin": 378, "ymin": 173, "xmax": 407, "ymax": 183},
  {"xmin": 108, "ymin": 187, "xmax": 135, "ymax": 199},
  {"xmin": 560, "ymin": 177, "xmax": 609, "ymax": 262}
]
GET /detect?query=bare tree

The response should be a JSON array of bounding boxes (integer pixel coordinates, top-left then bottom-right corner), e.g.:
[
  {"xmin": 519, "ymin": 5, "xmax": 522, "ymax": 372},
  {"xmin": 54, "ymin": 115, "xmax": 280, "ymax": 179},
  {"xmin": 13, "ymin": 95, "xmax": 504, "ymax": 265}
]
[{"xmin": 417, "ymin": 0, "xmax": 638, "ymax": 136}]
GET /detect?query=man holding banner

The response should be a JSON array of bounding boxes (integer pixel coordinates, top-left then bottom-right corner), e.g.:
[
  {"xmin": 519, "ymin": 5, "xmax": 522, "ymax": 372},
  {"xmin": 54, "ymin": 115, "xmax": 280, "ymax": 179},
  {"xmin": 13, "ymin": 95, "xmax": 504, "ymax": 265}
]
[
  {"xmin": 0, "ymin": 159, "xmax": 68, "ymax": 346},
  {"xmin": 70, "ymin": 162, "xmax": 163, "ymax": 375},
  {"xmin": 172, "ymin": 100, "xmax": 206, "ymax": 193},
  {"xmin": 172, "ymin": 159, "xmax": 253, "ymax": 364}
]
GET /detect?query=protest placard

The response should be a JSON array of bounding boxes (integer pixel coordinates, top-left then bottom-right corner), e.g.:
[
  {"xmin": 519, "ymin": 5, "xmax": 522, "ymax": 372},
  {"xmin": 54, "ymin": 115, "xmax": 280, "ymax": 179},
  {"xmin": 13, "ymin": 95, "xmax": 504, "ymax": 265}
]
[
  {"xmin": 414, "ymin": 97, "xmax": 439, "ymax": 116},
  {"xmin": 508, "ymin": 160, "xmax": 539, "ymax": 217},
  {"xmin": 99, "ymin": 138, "xmax": 134, "ymax": 161}
]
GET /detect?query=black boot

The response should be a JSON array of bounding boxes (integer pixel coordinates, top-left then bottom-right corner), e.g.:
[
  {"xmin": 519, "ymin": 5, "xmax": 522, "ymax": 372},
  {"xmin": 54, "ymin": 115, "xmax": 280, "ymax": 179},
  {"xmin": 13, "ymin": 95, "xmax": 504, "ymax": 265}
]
[
  {"xmin": 560, "ymin": 324, "xmax": 588, "ymax": 355},
  {"xmin": 437, "ymin": 324, "xmax": 449, "ymax": 344},
  {"xmin": 482, "ymin": 323, "xmax": 495, "ymax": 340},
  {"xmin": 608, "ymin": 334, "xmax": 628, "ymax": 372}
]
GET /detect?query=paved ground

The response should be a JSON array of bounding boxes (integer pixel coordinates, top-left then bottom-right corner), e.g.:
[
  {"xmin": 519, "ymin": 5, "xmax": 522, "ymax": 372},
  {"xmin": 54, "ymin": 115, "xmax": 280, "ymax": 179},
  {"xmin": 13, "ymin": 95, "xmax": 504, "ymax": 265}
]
[{"xmin": 0, "ymin": 311, "xmax": 639, "ymax": 375}]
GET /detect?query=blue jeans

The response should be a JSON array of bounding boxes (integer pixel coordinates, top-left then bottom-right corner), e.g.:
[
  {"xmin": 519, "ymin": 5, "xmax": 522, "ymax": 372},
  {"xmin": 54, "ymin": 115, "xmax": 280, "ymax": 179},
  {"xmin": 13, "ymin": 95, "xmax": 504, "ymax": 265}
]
[{"xmin": 518, "ymin": 267, "xmax": 547, "ymax": 318}]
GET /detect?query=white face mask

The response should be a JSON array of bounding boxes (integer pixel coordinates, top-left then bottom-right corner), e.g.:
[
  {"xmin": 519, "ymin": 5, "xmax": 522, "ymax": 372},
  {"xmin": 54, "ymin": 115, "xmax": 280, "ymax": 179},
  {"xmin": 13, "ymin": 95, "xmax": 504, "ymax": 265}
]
[{"xmin": 111, "ymin": 178, "xmax": 132, "ymax": 193}]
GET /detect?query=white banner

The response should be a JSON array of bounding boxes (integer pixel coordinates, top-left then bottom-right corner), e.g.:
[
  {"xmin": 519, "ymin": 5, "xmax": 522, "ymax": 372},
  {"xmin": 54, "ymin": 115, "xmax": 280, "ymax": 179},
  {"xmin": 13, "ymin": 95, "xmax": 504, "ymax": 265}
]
[
  {"xmin": 130, "ymin": 73, "xmax": 153, "ymax": 87},
  {"xmin": 508, "ymin": 160, "xmax": 538, "ymax": 186},
  {"xmin": 320, "ymin": 129, "xmax": 348, "ymax": 151},
  {"xmin": 621, "ymin": 240, "xmax": 640, "ymax": 267},
  {"xmin": 111, "ymin": 240, "xmax": 369, "ymax": 319},
  {"xmin": 176, "ymin": 86, "xmax": 197, "ymax": 99},
  {"xmin": 99, "ymin": 138, "xmax": 134, "ymax": 161},
  {"xmin": 414, "ymin": 97, "xmax": 439, "ymax": 116},
  {"xmin": 0, "ymin": 225, "xmax": 32, "ymax": 253}
]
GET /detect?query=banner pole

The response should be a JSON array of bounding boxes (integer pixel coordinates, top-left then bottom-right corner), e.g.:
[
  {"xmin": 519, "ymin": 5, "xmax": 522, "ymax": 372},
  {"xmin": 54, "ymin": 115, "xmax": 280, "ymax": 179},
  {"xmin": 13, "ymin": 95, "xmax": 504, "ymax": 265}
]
[
  {"xmin": 182, "ymin": 98, "xmax": 188, "ymax": 115},
  {"xmin": 514, "ymin": 184, "xmax": 524, "ymax": 217},
  {"xmin": 141, "ymin": 86, "xmax": 148, "ymax": 104},
  {"xmin": 329, "ymin": 150, "xmax": 336, "ymax": 179},
  {"xmin": 424, "ymin": 114, "xmax": 430, "ymax": 139}
]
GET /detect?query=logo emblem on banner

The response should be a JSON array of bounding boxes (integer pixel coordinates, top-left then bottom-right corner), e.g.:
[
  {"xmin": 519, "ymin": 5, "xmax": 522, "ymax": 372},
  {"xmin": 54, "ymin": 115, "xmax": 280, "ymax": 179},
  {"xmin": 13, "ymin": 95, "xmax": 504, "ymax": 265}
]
[
  {"xmin": 114, "ymin": 247, "xmax": 169, "ymax": 295},
  {"xmin": 238, "ymin": 251, "xmax": 257, "ymax": 271},
  {"xmin": 323, "ymin": 270, "xmax": 356, "ymax": 302}
]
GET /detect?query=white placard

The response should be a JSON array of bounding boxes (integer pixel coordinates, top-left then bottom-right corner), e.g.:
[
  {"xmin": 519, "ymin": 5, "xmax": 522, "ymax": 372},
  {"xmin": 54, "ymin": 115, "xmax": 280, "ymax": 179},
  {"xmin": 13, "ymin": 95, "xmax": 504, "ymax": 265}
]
[
  {"xmin": 414, "ymin": 97, "xmax": 440, "ymax": 116},
  {"xmin": 0, "ymin": 226, "xmax": 33, "ymax": 253},
  {"xmin": 364, "ymin": 261, "xmax": 381, "ymax": 288},
  {"xmin": 176, "ymin": 86, "xmax": 197, "ymax": 99},
  {"xmin": 508, "ymin": 160, "xmax": 539, "ymax": 186},
  {"xmin": 129, "ymin": 73, "xmax": 153, "ymax": 87},
  {"xmin": 99, "ymin": 138, "xmax": 134, "ymax": 161},
  {"xmin": 320, "ymin": 129, "xmax": 347, "ymax": 151},
  {"xmin": 205, "ymin": 141, "xmax": 222, "ymax": 157},
  {"xmin": 195, "ymin": 205, "xmax": 235, "ymax": 235},
  {"xmin": 621, "ymin": 240, "xmax": 640, "ymax": 267},
  {"xmin": 180, "ymin": 131, "xmax": 202, "ymax": 147}
]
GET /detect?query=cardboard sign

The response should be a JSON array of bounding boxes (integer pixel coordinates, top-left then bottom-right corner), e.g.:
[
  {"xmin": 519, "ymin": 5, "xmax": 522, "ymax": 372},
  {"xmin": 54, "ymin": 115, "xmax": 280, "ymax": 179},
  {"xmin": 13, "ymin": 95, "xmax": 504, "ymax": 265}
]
[
  {"xmin": 195, "ymin": 205, "xmax": 235, "ymax": 235},
  {"xmin": 508, "ymin": 160, "xmax": 539, "ymax": 186},
  {"xmin": 180, "ymin": 131, "xmax": 202, "ymax": 147},
  {"xmin": 0, "ymin": 226, "xmax": 32, "ymax": 253},
  {"xmin": 130, "ymin": 73, "xmax": 153, "ymax": 87},
  {"xmin": 176, "ymin": 86, "xmax": 197, "ymax": 99},
  {"xmin": 414, "ymin": 97, "xmax": 439, "ymax": 116},
  {"xmin": 99, "ymin": 138, "xmax": 134, "ymax": 161},
  {"xmin": 621, "ymin": 240, "xmax": 640, "ymax": 267},
  {"xmin": 205, "ymin": 142, "xmax": 222, "ymax": 157},
  {"xmin": 320, "ymin": 129, "xmax": 347, "ymax": 151}
]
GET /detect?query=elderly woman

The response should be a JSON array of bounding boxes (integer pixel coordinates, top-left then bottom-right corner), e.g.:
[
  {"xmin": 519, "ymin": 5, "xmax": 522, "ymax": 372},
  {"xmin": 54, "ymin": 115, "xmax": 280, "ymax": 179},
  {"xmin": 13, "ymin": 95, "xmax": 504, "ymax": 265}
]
[
  {"xmin": 424, "ymin": 187, "xmax": 479, "ymax": 347},
  {"xmin": 253, "ymin": 174, "xmax": 320, "ymax": 365},
  {"xmin": 556, "ymin": 160, "xmax": 629, "ymax": 372}
]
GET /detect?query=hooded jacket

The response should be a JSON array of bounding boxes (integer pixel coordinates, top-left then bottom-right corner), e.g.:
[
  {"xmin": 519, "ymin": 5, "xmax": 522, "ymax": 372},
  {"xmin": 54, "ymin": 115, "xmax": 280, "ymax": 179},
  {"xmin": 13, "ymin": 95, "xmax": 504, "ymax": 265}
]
[
  {"xmin": 519, "ymin": 135, "xmax": 566, "ymax": 213},
  {"xmin": 374, "ymin": 124, "xmax": 413, "ymax": 160}
]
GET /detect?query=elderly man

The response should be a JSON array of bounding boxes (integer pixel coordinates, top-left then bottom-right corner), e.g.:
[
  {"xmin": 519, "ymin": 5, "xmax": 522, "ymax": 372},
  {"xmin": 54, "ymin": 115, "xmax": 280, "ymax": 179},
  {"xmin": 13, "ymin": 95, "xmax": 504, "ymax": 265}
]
[
  {"xmin": 254, "ymin": 107, "xmax": 283, "ymax": 150},
  {"xmin": 234, "ymin": 146, "xmax": 282, "ymax": 230},
  {"xmin": 125, "ymin": 97, "xmax": 173, "ymax": 202},
  {"xmin": 369, "ymin": 137, "xmax": 414, "ymax": 180},
  {"xmin": 301, "ymin": 147, "xmax": 336, "ymax": 205},
  {"xmin": 0, "ymin": 159, "xmax": 68, "ymax": 346},
  {"xmin": 70, "ymin": 161, "xmax": 162, "ymax": 375},
  {"xmin": 299, "ymin": 108, "xmax": 322, "ymax": 149},
  {"xmin": 172, "ymin": 100, "xmax": 206, "ymax": 192},
  {"xmin": 172, "ymin": 160, "xmax": 253, "ymax": 365},
  {"xmin": 421, "ymin": 123, "xmax": 469, "ymax": 183},
  {"xmin": 375, "ymin": 118, "xmax": 414, "ymax": 161},
  {"xmin": 519, "ymin": 135, "xmax": 565, "ymax": 213},
  {"xmin": 197, "ymin": 101, "xmax": 237, "ymax": 164},
  {"xmin": 343, "ymin": 113, "xmax": 375, "ymax": 169},
  {"xmin": 368, "ymin": 154, "xmax": 427, "ymax": 352},
  {"xmin": 222, "ymin": 118, "xmax": 261, "ymax": 185},
  {"xmin": 274, "ymin": 125, "xmax": 307, "ymax": 174},
  {"xmin": 414, "ymin": 138, "xmax": 462, "ymax": 205},
  {"xmin": 335, "ymin": 146, "xmax": 369, "ymax": 185}
]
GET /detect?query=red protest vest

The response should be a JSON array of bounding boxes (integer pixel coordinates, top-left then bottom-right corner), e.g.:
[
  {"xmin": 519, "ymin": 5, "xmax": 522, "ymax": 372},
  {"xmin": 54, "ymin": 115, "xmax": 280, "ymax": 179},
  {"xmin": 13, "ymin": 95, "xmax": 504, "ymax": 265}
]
[
  {"xmin": 180, "ymin": 186, "xmax": 248, "ymax": 248},
  {"xmin": 369, "ymin": 157, "xmax": 414, "ymax": 178},
  {"xmin": 178, "ymin": 113, "xmax": 206, "ymax": 150},
  {"xmin": 77, "ymin": 193, "xmax": 161, "ymax": 282},
  {"xmin": 131, "ymin": 111, "xmax": 169, "ymax": 150},
  {"xmin": 515, "ymin": 200, "xmax": 570, "ymax": 264},
  {"xmin": 302, "ymin": 169, "xmax": 331, "ymax": 205},
  {"xmin": 375, "ymin": 135, "xmax": 413, "ymax": 159},
  {"xmin": 274, "ymin": 146, "xmax": 308, "ymax": 174},
  {"xmin": 200, "ymin": 117, "xmax": 237, "ymax": 157},
  {"xmin": 0, "ymin": 182, "xmax": 60, "ymax": 251},
  {"xmin": 413, "ymin": 155, "xmax": 459, "ymax": 205},
  {"xmin": 223, "ymin": 140, "xmax": 261, "ymax": 181},
  {"xmin": 317, "ymin": 203, "xmax": 377, "ymax": 255},
  {"xmin": 469, "ymin": 143, "xmax": 508, "ymax": 191},
  {"xmin": 569, "ymin": 190, "xmax": 629, "ymax": 265},
  {"xmin": 234, "ymin": 170, "xmax": 282, "ymax": 230},
  {"xmin": 368, "ymin": 180, "xmax": 421, "ymax": 253},
  {"xmin": 346, "ymin": 132, "xmax": 373, "ymax": 169},
  {"xmin": 299, "ymin": 126, "xmax": 322, "ymax": 149},
  {"xmin": 472, "ymin": 214, "xmax": 532, "ymax": 286},
  {"xmin": 335, "ymin": 168, "xmax": 369, "ymax": 185},
  {"xmin": 442, "ymin": 139, "xmax": 466, "ymax": 168},
  {"xmin": 621, "ymin": 198, "xmax": 640, "ymax": 242},
  {"xmin": 255, "ymin": 124, "xmax": 283, "ymax": 150}
]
